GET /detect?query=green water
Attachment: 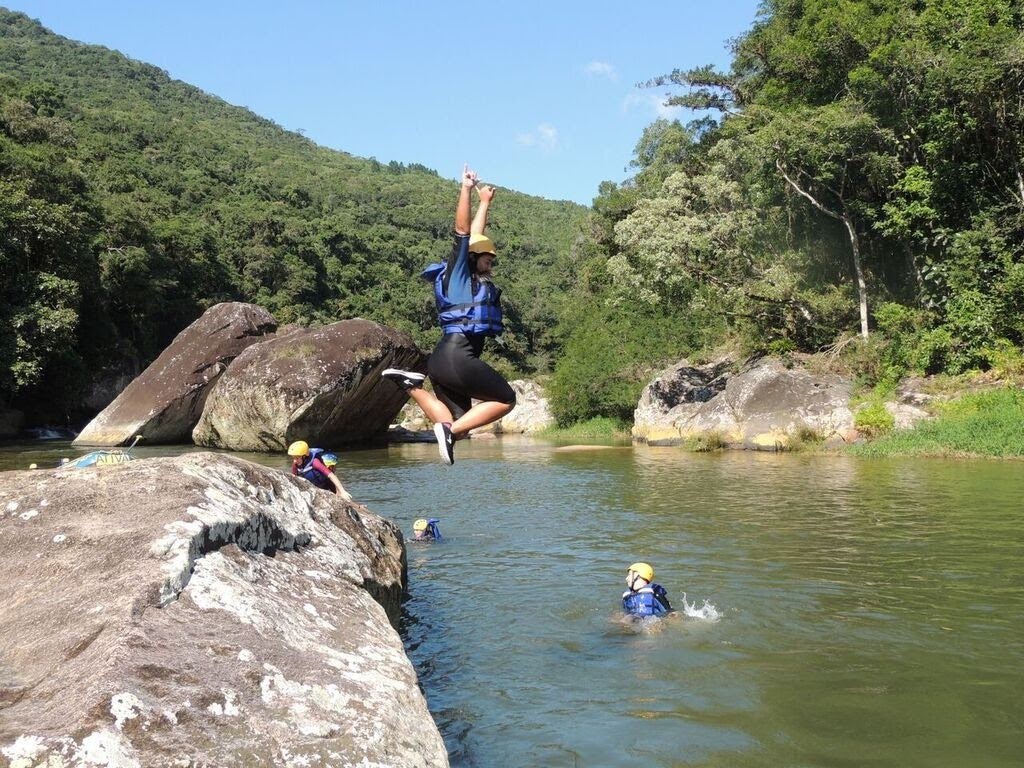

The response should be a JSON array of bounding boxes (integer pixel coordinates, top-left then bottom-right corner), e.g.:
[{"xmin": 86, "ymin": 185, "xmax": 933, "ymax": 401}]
[{"xmin": 3, "ymin": 439, "xmax": 1022, "ymax": 766}]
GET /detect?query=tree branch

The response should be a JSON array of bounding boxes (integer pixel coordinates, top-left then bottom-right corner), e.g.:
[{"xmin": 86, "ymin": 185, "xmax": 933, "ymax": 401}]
[
  {"xmin": 776, "ymin": 159, "xmax": 870, "ymax": 339},
  {"xmin": 776, "ymin": 160, "xmax": 842, "ymax": 221}
]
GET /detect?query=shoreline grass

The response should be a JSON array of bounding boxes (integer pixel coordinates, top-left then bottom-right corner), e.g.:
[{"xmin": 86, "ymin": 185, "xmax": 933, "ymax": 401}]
[
  {"xmin": 850, "ymin": 387, "xmax": 1024, "ymax": 459},
  {"xmin": 537, "ymin": 417, "xmax": 632, "ymax": 444}
]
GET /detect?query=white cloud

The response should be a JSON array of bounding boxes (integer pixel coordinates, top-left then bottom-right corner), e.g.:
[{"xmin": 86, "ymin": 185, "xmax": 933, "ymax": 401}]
[
  {"xmin": 516, "ymin": 123, "xmax": 560, "ymax": 152},
  {"xmin": 584, "ymin": 61, "xmax": 618, "ymax": 81},
  {"xmin": 622, "ymin": 92, "xmax": 682, "ymax": 119}
]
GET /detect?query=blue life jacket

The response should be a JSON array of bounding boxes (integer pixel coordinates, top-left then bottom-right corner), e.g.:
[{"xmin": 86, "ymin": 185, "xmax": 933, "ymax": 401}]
[
  {"xmin": 421, "ymin": 262, "xmax": 504, "ymax": 336},
  {"xmin": 297, "ymin": 448, "xmax": 333, "ymax": 491},
  {"xmin": 622, "ymin": 583, "xmax": 671, "ymax": 617},
  {"xmin": 424, "ymin": 518, "xmax": 442, "ymax": 540}
]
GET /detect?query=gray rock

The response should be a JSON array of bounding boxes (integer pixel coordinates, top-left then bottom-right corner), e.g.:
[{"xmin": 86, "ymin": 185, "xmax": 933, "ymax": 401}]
[
  {"xmin": 632, "ymin": 359, "xmax": 731, "ymax": 444},
  {"xmin": 396, "ymin": 401, "xmax": 431, "ymax": 432},
  {"xmin": 74, "ymin": 303, "xmax": 277, "ymax": 447},
  {"xmin": 635, "ymin": 357, "xmax": 857, "ymax": 449},
  {"xmin": 885, "ymin": 400, "xmax": 932, "ymax": 430},
  {"xmin": 0, "ymin": 453, "xmax": 448, "ymax": 768},
  {"xmin": 193, "ymin": 319, "xmax": 425, "ymax": 452}
]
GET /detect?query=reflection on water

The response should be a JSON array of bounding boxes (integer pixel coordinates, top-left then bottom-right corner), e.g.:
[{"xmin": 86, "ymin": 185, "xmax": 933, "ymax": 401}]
[{"xmin": 3, "ymin": 437, "xmax": 1022, "ymax": 767}]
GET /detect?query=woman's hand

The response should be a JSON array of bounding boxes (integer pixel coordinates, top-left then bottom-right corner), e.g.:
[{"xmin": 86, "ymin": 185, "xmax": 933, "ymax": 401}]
[
  {"xmin": 477, "ymin": 184, "xmax": 496, "ymax": 203},
  {"xmin": 462, "ymin": 164, "xmax": 478, "ymax": 188}
]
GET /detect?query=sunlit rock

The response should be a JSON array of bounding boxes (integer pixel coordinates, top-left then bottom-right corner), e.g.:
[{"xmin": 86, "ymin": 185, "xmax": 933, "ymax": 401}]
[
  {"xmin": 0, "ymin": 453, "xmax": 447, "ymax": 767},
  {"xmin": 635, "ymin": 357, "xmax": 858, "ymax": 449},
  {"xmin": 632, "ymin": 359, "xmax": 732, "ymax": 445},
  {"xmin": 193, "ymin": 319, "xmax": 425, "ymax": 451}
]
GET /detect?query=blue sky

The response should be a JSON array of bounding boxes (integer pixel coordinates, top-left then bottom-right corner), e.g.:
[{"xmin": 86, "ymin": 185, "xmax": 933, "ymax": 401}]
[{"xmin": 7, "ymin": 1, "xmax": 761, "ymax": 205}]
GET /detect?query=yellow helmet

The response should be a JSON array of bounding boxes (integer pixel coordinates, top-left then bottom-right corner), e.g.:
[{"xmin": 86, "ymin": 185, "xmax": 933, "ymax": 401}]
[
  {"xmin": 469, "ymin": 233, "xmax": 497, "ymax": 255},
  {"xmin": 627, "ymin": 562, "xmax": 654, "ymax": 582},
  {"xmin": 413, "ymin": 518, "xmax": 429, "ymax": 531},
  {"xmin": 287, "ymin": 440, "xmax": 310, "ymax": 457}
]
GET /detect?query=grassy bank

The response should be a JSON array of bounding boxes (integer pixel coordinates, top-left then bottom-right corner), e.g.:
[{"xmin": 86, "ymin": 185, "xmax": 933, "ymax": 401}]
[
  {"xmin": 537, "ymin": 417, "xmax": 632, "ymax": 444},
  {"xmin": 851, "ymin": 388, "xmax": 1024, "ymax": 459}
]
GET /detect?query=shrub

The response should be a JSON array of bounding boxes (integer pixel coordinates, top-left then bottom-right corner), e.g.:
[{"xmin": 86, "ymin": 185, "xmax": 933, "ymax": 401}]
[
  {"xmin": 783, "ymin": 425, "xmax": 826, "ymax": 452},
  {"xmin": 854, "ymin": 401, "xmax": 894, "ymax": 437}
]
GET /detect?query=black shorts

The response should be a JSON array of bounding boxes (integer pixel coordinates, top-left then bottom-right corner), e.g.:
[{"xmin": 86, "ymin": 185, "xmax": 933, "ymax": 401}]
[{"xmin": 427, "ymin": 333, "xmax": 516, "ymax": 419}]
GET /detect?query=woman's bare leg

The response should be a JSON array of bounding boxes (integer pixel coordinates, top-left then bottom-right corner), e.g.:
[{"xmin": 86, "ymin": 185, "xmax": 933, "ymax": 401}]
[
  {"xmin": 406, "ymin": 387, "xmax": 454, "ymax": 425},
  {"xmin": 451, "ymin": 401, "xmax": 514, "ymax": 436}
]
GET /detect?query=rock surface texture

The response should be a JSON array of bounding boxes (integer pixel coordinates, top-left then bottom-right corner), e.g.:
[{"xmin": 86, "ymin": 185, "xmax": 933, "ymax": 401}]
[
  {"xmin": 193, "ymin": 319, "xmax": 425, "ymax": 452},
  {"xmin": 0, "ymin": 453, "xmax": 448, "ymax": 768},
  {"xmin": 632, "ymin": 359, "xmax": 732, "ymax": 445},
  {"xmin": 74, "ymin": 303, "xmax": 277, "ymax": 447},
  {"xmin": 634, "ymin": 357, "xmax": 857, "ymax": 449}
]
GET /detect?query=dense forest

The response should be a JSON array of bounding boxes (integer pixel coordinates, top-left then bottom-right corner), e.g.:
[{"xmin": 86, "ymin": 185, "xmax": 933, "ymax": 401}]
[
  {"xmin": 4, "ymin": 2, "xmax": 1023, "ymax": 431},
  {"xmin": 0, "ymin": 9, "xmax": 586, "ymax": 424},
  {"xmin": 550, "ymin": 0, "xmax": 1024, "ymax": 424}
]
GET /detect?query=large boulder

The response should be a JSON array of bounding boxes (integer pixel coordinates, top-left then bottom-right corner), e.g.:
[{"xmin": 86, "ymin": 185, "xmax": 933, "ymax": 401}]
[
  {"xmin": 635, "ymin": 357, "xmax": 857, "ymax": 449},
  {"xmin": 74, "ymin": 303, "xmax": 277, "ymax": 447},
  {"xmin": 193, "ymin": 319, "xmax": 425, "ymax": 452},
  {"xmin": 0, "ymin": 453, "xmax": 448, "ymax": 768},
  {"xmin": 632, "ymin": 359, "xmax": 731, "ymax": 444}
]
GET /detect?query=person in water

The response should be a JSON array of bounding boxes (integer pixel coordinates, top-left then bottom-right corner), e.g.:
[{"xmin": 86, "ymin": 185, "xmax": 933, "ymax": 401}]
[
  {"xmin": 622, "ymin": 562, "xmax": 672, "ymax": 618},
  {"xmin": 381, "ymin": 165, "xmax": 516, "ymax": 465},
  {"xmin": 287, "ymin": 440, "xmax": 352, "ymax": 501},
  {"xmin": 412, "ymin": 518, "xmax": 442, "ymax": 541}
]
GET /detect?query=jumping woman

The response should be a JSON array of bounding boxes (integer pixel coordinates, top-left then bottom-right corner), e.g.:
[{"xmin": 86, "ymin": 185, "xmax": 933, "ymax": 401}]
[{"xmin": 383, "ymin": 165, "xmax": 516, "ymax": 464}]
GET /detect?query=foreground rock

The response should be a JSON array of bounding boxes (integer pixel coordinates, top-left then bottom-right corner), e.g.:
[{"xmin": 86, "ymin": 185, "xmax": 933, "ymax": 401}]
[
  {"xmin": 194, "ymin": 319, "xmax": 425, "ymax": 452},
  {"xmin": 634, "ymin": 357, "xmax": 857, "ymax": 449},
  {"xmin": 74, "ymin": 303, "xmax": 277, "ymax": 447},
  {"xmin": 0, "ymin": 453, "xmax": 448, "ymax": 767}
]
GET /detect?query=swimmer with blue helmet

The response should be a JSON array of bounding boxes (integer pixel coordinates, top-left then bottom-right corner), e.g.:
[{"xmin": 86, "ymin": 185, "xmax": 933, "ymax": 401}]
[
  {"xmin": 412, "ymin": 518, "xmax": 442, "ymax": 541},
  {"xmin": 287, "ymin": 440, "xmax": 352, "ymax": 501},
  {"xmin": 622, "ymin": 562, "xmax": 672, "ymax": 618}
]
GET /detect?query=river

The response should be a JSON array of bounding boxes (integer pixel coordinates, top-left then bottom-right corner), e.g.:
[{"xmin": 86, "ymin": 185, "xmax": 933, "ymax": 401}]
[{"xmin": 2, "ymin": 437, "xmax": 1022, "ymax": 767}]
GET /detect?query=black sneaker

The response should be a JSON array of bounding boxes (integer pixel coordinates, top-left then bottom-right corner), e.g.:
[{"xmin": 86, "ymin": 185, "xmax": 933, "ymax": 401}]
[
  {"xmin": 433, "ymin": 422, "xmax": 455, "ymax": 465},
  {"xmin": 382, "ymin": 368, "xmax": 426, "ymax": 391}
]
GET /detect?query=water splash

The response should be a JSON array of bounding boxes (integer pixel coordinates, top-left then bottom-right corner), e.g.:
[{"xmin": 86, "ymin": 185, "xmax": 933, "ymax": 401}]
[{"xmin": 679, "ymin": 592, "xmax": 721, "ymax": 622}]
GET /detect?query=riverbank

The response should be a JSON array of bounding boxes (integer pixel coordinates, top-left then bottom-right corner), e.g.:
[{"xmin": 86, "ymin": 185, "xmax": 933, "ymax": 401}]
[
  {"xmin": 537, "ymin": 416, "xmax": 632, "ymax": 444},
  {"xmin": 849, "ymin": 387, "xmax": 1024, "ymax": 459}
]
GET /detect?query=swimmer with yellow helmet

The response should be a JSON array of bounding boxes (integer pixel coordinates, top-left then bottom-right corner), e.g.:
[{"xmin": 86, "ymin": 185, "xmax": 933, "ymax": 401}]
[
  {"xmin": 622, "ymin": 562, "xmax": 672, "ymax": 617},
  {"xmin": 287, "ymin": 440, "xmax": 352, "ymax": 501},
  {"xmin": 411, "ymin": 518, "xmax": 442, "ymax": 541},
  {"xmin": 381, "ymin": 165, "xmax": 516, "ymax": 466}
]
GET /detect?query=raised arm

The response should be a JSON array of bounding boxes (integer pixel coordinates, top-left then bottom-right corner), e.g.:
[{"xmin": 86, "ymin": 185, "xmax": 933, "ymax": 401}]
[
  {"xmin": 471, "ymin": 185, "xmax": 496, "ymax": 235},
  {"xmin": 455, "ymin": 164, "xmax": 477, "ymax": 234}
]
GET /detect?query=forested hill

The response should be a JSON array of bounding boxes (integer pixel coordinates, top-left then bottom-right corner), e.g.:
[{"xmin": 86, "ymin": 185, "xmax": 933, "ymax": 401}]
[{"xmin": 0, "ymin": 9, "xmax": 586, "ymax": 422}]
